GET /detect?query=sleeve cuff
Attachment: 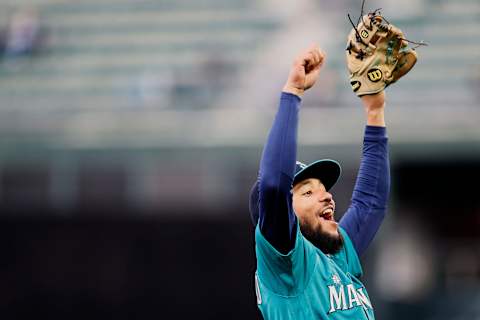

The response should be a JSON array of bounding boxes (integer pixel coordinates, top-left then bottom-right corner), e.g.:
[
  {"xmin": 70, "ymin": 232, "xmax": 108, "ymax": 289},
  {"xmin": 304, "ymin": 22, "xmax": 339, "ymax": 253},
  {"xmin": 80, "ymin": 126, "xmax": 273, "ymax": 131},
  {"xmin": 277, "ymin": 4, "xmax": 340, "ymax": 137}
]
[
  {"xmin": 365, "ymin": 125, "xmax": 387, "ymax": 139},
  {"xmin": 281, "ymin": 91, "xmax": 302, "ymax": 102}
]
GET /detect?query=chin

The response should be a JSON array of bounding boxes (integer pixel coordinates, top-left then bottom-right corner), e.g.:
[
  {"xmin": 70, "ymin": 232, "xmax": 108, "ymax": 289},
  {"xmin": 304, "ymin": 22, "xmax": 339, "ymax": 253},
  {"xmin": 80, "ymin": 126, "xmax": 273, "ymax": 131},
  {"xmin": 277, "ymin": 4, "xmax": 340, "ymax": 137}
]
[
  {"xmin": 324, "ymin": 229, "xmax": 339, "ymax": 241},
  {"xmin": 320, "ymin": 220, "xmax": 339, "ymax": 236},
  {"xmin": 300, "ymin": 220, "xmax": 344, "ymax": 255}
]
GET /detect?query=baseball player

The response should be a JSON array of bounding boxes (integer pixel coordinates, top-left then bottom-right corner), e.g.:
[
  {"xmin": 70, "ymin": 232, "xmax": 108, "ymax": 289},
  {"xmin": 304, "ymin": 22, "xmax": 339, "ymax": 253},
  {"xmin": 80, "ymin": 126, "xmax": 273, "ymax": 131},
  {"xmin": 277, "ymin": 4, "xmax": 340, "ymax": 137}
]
[{"xmin": 249, "ymin": 9, "xmax": 419, "ymax": 320}]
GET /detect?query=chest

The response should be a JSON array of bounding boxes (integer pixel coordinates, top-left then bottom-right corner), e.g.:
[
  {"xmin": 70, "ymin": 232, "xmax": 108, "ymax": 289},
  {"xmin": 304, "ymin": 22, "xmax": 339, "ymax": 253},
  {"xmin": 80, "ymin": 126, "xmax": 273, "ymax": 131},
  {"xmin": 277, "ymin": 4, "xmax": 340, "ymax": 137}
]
[
  {"xmin": 256, "ymin": 258, "xmax": 375, "ymax": 320},
  {"xmin": 307, "ymin": 259, "xmax": 374, "ymax": 317}
]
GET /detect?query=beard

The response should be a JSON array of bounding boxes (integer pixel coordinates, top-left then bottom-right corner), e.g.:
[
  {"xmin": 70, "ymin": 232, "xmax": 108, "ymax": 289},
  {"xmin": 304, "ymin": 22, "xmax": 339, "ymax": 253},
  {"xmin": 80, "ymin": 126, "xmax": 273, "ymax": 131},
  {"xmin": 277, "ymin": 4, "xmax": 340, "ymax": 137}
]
[{"xmin": 299, "ymin": 221, "xmax": 344, "ymax": 255}]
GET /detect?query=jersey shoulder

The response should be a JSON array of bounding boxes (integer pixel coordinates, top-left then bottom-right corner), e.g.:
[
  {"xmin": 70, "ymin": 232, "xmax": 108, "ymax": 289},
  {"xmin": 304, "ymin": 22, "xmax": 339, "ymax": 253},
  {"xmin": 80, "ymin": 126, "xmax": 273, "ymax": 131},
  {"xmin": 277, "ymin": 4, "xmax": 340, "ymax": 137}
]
[
  {"xmin": 331, "ymin": 227, "xmax": 363, "ymax": 278},
  {"xmin": 255, "ymin": 222, "xmax": 327, "ymax": 295}
]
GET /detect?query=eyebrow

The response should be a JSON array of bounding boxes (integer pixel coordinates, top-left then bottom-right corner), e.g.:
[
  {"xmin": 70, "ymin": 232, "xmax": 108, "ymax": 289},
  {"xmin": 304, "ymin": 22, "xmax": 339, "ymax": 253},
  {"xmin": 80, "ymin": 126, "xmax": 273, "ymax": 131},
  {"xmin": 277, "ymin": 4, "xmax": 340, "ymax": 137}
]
[{"xmin": 295, "ymin": 180, "xmax": 314, "ymax": 189}]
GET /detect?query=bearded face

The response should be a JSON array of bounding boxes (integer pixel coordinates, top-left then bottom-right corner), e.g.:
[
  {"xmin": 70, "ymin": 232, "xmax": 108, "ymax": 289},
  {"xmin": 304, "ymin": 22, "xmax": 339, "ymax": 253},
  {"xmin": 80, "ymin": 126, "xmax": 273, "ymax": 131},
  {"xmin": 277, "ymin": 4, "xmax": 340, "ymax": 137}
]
[{"xmin": 292, "ymin": 178, "xmax": 344, "ymax": 254}]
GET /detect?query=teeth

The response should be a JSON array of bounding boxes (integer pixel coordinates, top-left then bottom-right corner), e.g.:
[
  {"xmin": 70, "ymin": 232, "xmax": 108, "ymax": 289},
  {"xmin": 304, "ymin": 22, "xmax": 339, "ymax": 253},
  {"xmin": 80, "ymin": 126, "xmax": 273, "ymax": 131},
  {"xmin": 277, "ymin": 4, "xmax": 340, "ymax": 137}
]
[
  {"xmin": 323, "ymin": 208, "xmax": 333, "ymax": 215},
  {"xmin": 319, "ymin": 209, "xmax": 334, "ymax": 221}
]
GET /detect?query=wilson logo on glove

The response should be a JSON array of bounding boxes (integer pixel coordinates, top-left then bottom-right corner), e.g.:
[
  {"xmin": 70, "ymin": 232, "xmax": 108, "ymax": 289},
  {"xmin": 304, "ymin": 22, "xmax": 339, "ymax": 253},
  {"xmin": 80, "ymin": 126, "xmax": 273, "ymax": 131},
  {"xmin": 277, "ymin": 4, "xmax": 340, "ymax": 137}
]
[{"xmin": 367, "ymin": 69, "xmax": 383, "ymax": 82}]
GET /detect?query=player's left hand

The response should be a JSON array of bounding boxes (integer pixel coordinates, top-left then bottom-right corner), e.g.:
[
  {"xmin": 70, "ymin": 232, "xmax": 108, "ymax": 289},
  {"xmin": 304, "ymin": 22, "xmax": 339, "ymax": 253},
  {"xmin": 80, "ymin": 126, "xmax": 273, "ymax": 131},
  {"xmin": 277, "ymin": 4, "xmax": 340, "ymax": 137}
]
[
  {"xmin": 283, "ymin": 44, "xmax": 326, "ymax": 97},
  {"xmin": 346, "ymin": 9, "xmax": 422, "ymax": 97}
]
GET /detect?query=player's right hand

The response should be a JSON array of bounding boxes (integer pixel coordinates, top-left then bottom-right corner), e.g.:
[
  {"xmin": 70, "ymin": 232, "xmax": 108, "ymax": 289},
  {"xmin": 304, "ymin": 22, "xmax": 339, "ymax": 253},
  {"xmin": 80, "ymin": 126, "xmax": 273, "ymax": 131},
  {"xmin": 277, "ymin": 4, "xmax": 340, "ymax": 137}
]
[{"xmin": 283, "ymin": 44, "xmax": 326, "ymax": 97}]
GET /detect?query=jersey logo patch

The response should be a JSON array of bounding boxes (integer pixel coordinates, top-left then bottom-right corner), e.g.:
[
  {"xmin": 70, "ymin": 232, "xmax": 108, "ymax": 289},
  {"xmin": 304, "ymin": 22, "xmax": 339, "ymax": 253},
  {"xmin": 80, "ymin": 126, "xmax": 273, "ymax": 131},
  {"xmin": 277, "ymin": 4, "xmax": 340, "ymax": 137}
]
[{"xmin": 332, "ymin": 274, "xmax": 341, "ymax": 285}]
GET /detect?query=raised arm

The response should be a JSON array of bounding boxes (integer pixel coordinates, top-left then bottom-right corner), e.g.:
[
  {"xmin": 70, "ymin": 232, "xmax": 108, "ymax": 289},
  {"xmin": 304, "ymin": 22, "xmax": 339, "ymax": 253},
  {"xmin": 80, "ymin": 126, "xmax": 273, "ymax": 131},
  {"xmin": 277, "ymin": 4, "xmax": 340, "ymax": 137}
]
[
  {"xmin": 339, "ymin": 92, "xmax": 391, "ymax": 256},
  {"xmin": 256, "ymin": 45, "xmax": 325, "ymax": 254}
]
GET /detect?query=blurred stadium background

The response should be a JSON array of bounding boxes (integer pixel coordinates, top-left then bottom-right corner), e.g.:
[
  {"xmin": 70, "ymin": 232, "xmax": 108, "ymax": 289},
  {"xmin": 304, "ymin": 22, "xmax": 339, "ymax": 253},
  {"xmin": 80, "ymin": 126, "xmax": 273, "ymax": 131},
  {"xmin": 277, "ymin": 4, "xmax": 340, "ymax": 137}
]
[{"xmin": 0, "ymin": 0, "xmax": 479, "ymax": 319}]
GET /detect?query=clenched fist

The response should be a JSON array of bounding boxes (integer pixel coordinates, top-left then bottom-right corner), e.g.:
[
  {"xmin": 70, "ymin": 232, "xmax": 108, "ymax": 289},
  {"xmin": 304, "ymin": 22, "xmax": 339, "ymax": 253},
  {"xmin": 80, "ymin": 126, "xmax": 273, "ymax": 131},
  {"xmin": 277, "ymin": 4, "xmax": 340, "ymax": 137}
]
[{"xmin": 283, "ymin": 44, "xmax": 326, "ymax": 97}]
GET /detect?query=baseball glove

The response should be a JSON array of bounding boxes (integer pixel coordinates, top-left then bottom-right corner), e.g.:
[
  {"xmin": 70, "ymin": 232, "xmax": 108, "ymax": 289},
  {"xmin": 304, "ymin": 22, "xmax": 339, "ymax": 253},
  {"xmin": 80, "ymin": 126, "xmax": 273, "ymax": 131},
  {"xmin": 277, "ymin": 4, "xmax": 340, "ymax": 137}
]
[{"xmin": 346, "ymin": 8, "xmax": 422, "ymax": 96}]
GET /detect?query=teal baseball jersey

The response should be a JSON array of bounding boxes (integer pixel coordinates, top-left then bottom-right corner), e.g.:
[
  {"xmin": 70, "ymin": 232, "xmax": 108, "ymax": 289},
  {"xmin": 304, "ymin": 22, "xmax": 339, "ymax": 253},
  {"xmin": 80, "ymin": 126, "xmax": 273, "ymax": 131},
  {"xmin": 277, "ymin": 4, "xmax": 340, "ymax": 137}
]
[{"xmin": 254, "ymin": 223, "xmax": 374, "ymax": 319}]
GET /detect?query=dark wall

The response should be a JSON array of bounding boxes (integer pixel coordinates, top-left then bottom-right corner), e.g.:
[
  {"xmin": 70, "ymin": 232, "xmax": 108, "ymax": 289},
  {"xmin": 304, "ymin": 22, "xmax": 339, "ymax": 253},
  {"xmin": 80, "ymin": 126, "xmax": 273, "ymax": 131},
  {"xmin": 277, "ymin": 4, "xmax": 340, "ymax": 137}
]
[
  {"xmin": 395, "ymin": 160, "xmax": 480, "ymax": 239},
  {"xmin": 0, "ymin": 213, "xmax": 262, "ymax": 320}
]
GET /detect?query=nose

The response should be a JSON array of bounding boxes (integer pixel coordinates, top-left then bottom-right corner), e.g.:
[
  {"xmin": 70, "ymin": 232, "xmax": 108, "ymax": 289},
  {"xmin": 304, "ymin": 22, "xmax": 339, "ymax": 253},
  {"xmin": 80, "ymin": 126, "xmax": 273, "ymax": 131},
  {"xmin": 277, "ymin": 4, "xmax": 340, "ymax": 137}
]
[{"xmin": 318, "ymin": 191, "xmax": 333, "ymax": 203}]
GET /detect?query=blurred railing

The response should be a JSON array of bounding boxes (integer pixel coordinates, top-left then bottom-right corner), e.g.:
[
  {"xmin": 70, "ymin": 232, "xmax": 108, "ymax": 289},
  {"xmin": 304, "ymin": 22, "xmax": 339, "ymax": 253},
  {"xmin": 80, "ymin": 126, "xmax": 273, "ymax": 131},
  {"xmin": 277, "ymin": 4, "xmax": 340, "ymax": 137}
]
[
  {"xmin": 0, "ymin": 0, "xmax": 479, "ymax": 149},
  {"xmin": 0, "ymin": 0, "xmax": 280, "ymax": 112}
]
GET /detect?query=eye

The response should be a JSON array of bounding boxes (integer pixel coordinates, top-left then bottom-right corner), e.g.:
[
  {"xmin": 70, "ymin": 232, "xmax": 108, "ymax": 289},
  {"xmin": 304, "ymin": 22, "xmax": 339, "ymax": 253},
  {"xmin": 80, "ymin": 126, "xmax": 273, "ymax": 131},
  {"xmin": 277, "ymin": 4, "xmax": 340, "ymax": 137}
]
[{"xmin": 302, "ymin": 190, "xmax": 313, "ymax": 196}]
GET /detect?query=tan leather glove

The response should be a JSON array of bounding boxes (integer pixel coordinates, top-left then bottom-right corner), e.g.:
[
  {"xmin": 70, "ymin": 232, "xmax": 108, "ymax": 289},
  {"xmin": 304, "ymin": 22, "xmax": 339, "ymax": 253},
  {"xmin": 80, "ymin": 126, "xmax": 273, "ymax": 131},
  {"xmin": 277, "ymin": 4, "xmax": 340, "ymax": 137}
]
[{"xmin": 346, "ymin": 11, "xmax": 418, "ymax": 96}]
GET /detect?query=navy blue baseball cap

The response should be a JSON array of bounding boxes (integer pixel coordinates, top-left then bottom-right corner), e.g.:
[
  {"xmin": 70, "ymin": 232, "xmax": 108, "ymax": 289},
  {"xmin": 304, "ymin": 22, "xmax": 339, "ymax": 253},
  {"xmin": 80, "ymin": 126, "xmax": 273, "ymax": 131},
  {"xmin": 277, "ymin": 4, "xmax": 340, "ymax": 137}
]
[{"xmin": 249, "ymin": 159, "xmax": 341, "ymax": 226}]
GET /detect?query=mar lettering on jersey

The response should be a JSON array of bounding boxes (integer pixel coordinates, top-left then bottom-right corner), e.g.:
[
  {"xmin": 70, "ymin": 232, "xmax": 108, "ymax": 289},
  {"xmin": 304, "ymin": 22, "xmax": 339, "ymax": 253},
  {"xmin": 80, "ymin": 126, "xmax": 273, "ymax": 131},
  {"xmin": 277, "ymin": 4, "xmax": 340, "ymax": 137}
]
[{"xmin": 327, "ymin": 273, "xmax": 372, "ymax": 314}]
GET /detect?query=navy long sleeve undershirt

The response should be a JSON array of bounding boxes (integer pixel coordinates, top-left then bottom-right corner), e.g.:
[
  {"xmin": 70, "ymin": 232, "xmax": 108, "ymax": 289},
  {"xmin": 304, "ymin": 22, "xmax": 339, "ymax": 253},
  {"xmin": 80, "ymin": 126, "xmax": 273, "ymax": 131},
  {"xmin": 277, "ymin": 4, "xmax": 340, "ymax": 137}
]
[{"xmin": 257, "ymin": 92, "xmax": 390, "ymax": 256}]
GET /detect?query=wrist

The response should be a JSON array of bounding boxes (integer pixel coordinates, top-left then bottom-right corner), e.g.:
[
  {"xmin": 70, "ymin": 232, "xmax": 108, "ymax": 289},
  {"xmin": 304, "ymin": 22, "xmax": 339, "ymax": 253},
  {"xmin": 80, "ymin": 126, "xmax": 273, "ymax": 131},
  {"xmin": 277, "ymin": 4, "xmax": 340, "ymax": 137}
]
[
  {"xmin": 361, "ymin": 91, "xmax": 385, "ymax": 110},
  {"xmin": 282, "ymin": 85, "xmax": 304, "ymax": 97},
  {"xmin": 361, "ymin": 91, "xmax": 386, "ymax": 126},
  {"xmin": 366, "ymin": 107, "xmax": 385, "ymax": 127}
]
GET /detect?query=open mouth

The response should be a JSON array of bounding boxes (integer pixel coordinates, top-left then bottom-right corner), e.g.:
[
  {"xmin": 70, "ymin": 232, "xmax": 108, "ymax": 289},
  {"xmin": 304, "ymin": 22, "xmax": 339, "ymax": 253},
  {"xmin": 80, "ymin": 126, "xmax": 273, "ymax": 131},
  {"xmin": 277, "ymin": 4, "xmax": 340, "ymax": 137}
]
[{"xmin": 319, "ymin": 207, "xmax": 334, "ymax": 221}]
